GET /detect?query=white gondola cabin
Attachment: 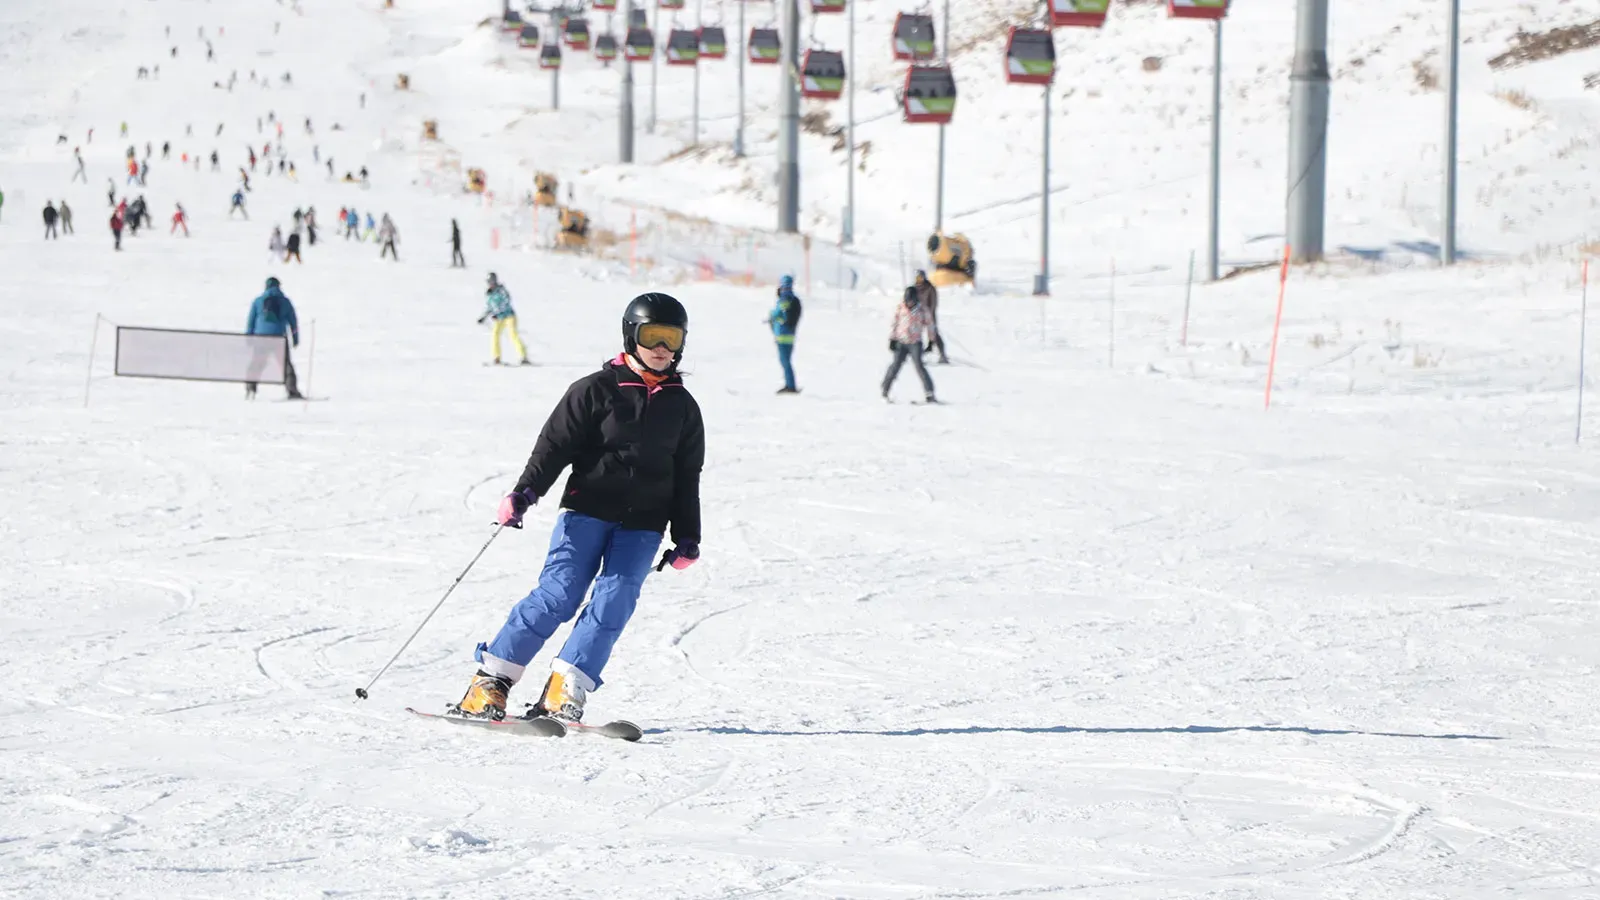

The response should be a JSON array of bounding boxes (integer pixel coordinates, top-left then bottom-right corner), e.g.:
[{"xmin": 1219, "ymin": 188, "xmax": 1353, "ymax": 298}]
[
  {"xmin": 901, "ymin": 64, "xmax": 955, "ymax": 124},
  {"xmin": 1004, "ymin": 27, "xmax": 1054, "ymax": 85},
  {"xmin": 748, "ymin": 27, "xmax": 781, "ymax": 64},
  {"xmin": 800, "ymin": 49, "xmax": 845, "ymax": 100},
  {"xmin": 891, "ymin": 13, "xmax": 936, "ymax": 61}
]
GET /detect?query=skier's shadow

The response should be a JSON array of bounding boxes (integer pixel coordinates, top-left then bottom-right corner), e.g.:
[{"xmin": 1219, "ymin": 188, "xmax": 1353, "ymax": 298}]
[{"xmin": 647, "ymin": 723, "xmax": 1500, "ymax": 741}]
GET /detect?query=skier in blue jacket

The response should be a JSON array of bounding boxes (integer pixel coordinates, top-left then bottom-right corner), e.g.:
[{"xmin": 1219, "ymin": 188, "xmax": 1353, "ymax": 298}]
[
  {"xmin": 769, "ymin": 274, "xmax": 802, "ymax": 394},
  {"xmin": 245, "ymin": 276, "xmax": 304, "ymax": 399}
]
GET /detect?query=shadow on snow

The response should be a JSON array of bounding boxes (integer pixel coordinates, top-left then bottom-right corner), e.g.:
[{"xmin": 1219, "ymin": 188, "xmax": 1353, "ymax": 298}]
[{"xmin": 648, "ymin": 723, "xmax": 1501, "ymax": 741}]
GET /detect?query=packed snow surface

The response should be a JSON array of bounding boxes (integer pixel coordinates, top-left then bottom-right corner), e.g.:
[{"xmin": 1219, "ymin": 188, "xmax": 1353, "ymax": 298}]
[{"xmin": 2, "ymin": 0, "xmax": 1600, "ymax": 897}]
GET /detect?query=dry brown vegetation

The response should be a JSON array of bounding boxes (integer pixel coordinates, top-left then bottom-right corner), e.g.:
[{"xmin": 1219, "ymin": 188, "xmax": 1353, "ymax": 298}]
[{"xmin": 1488, "ymin": 20, "xmax": 1600, "ymax": 69}]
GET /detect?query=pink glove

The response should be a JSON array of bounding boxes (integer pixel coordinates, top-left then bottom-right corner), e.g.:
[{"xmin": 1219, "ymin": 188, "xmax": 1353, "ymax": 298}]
[
  {"xmin": 496, "ymin": 491, "xmax": 534, "ymax": 528},
  {"xmin": 655, "ymin": 542, "xmax": 700, "ymax": 572}
]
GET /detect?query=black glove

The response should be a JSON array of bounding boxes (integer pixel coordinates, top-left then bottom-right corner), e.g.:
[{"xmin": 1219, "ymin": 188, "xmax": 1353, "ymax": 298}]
[
  {"xmin": 476, "ymin": 314, "xmax": 488, "ymax": 324},
  {"xmin": 889, "ymin": 340, "xmax": 899, "ymax": 352}
]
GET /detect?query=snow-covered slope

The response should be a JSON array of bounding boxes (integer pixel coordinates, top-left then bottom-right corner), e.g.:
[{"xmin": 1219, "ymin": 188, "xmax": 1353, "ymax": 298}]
[{"xmin": 3, "ymin": 0, "xmax": 1600, "ymax": 898}]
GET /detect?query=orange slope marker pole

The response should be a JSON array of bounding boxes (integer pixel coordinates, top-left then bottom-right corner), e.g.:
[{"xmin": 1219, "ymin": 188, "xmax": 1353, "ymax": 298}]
[{"xmin": 1263, "ymin": 244, "xmax": 1292, "ymax": 411}]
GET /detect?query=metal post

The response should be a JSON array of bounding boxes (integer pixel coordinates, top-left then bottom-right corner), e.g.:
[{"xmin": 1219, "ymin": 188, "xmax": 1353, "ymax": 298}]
[
  {"xmin": 933, "ymin": 0, "xmax": 949, "ymax": 231},
  {"xmin": 1286, "ymin": 0, "xmax": 1330, "ymax": 263},
  {"xmin": 1033, "ymin": 85, "xmax": 1049, "ymax": 296},
  {"xmin": 692, "ymin": 0, "xmax": 702, "ymax": 145},
  {"xmin": 1206, "ymin": 19, "xmax": 1223, "ymax": 282},
  {"xmin": 1442, "ymin": 0, "xmax": 1460, "ymax": 265},
  {"xmin": 776, "ymin": 0, "xmax": 800, "ymax": 232},
  {"xmin": 649, "ymin": 3, "xmax": 659, "ymax": 133},
  {"xmin": 550, "ymin": 10, "xmax": 561, "ymax": 111},
  {"xmin": 843, "ymin": 0, "xmax": 855, "ymax": 245},
  {"xmin": 735, "ymin": 0, "xmax": 746, "ymax": 156},
  {"xmin": 621, "ymin": 0, "xmax": 635, "ymax": 162}
]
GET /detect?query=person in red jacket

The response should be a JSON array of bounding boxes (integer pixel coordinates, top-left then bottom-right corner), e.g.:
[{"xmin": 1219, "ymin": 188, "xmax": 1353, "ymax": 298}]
[
  {"xmin": 170, "ymin": 203, "xmax": 188, "ymax": 236},
  {"xmin": 110, "ymin": 209, "xmax": 125, "ymax": 251}
]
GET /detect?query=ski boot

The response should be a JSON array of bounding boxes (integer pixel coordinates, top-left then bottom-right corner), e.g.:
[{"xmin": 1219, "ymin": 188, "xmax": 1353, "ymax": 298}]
[
  {"xmin": 528, "ymin": 668, "xmax": 588, "ymax": 723},
  {"xmin": 452, "ymin": 670, "xmax": 511, "ymax": 720}
]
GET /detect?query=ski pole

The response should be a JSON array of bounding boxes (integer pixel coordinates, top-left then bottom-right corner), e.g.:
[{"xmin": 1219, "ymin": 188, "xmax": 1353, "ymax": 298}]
[{"xmin": 355, "ymin": 524, "xmax": 505, "ymax": 700}]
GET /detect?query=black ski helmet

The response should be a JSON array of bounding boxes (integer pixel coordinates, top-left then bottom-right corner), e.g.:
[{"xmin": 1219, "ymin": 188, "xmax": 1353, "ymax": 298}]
[{"xmin": 622, "ymin": 292, "xmax": 689, "ymax": 370}]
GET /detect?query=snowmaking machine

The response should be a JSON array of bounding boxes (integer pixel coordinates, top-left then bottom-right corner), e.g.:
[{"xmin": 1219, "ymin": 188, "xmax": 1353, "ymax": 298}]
[{"xmin": 927, "ymin": 231, "xmax": 976, "ymax": 287}]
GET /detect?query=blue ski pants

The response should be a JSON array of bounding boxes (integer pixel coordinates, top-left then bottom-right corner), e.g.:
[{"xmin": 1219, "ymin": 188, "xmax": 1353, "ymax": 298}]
[
  {"xmin": 476, "ymin": 511, "xmax": 662, "ymax": 690},
  {"xmin": 776, "ymin": 341, "xmax": 796, "ymax": 390}
]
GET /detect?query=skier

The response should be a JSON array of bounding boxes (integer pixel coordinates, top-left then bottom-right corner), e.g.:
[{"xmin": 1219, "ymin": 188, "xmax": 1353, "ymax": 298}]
[
  {"xmin": 110, "ymin": 207, "xmax": 124, "ymax": 251},
  {"xmin": 913, "ymin": 270, "xmax": 948, "ymax": 364},
  {"xmin": 170, "ymin": 203, "xmax": 188, "ymax": 236},
  {"xmin": 162, "ymin": 141, "xmax": 171, "ymax": 159},
  {"xmin": 478, "ymin": 273, "xmax": 530, "ymax": 366},
  {"xmin": 362, "ymin": 212, "xmax": 376, "ymax": 241},
  {"xmin": 450, "ymin": 219, "xmax": 465, "ymax": 268},
  {"xmin": 268, "ymin": 225, "xmax": 285, "ymax": 258},
  {"xmin": 107, "ymin": 178, "xmax": 116, "ymax": 207},
  {"xmin": 768, "ymin": 274, "xmax": 802, "ymax": 394},
  {"xmin": 239, "ymin": 168, "xmax": 251, "ymax": 192},
  {"xmin": 72, "ymin": 149, "xmax": 88, "ymax": 183},
  {"xmin": 139, "ymin": 159, "xmax": 149, "ymax": 186},
  {"xmin": 245, "ymin": 277, "xmax": 305, "ymax": 400},
  {"xmin": 210, "ymin": 150, "xmax": 220, "ymax": 172},
  {"xmin": 60, "ymin": 200, "xmax": 74, "ymax": 235},
  {"xmin": 284, "ymin": 229, "xmax": 302, "ymax": 263},
  {"xmin": 452, "ymin": 292, "xmax": 705, "ymax": 722},
  {"xmin": 345, "ymin": 208, "xmax": 359, "ymax": 239},
  {"xmin": 42, "ymin": 202, "xmax": 60, "ymax": 239},
  {"xmin": 229, "ymin": 189, "xmax": 248, "ymax": 219},
  {"xmin": 249, "ymin": 147, "xmax": 257, "ymax": 171},
  {"xmin": 305, "ymin": 207, "xmax": 317, "ymax": 245},
  {"xmin": 377, "ymin": 214, "xmax": 398, "ymax": 260},
  {"xmin": 881, "ymin": 286, "xmax": 938, "ymax": 404}
]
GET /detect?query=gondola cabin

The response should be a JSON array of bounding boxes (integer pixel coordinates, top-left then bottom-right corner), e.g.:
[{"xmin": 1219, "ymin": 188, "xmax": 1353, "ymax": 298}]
[
  {"xmin": 502, "ymin": 10, "xmax": 524, "ymax": 32},
  {"xmin": 891, "ymin": 13, "xmax": 935, "ymax": 61},
  {"xmin": 1168, "ymin": 0, "xmax": 1227, "ymax": 19},
  {"xmin": 810, "ymin": 0, "xmax": 846, "ymax": 13},
  {"xmin": 800, "ymin": 49, "xmax": 845, "ymax": 99},
  {"xmin": 518, "ymin": 24, "xmax": 541, "ymax": 49},
  {"xmin": 1050, "ymin": 0, "xmax": 1109, "ymax": 28},
  {"xmin": 539, "ymin": 43, "xmax": 562, "ymax": 69},
  {"xmin": 593, "ymin": 0, "xmax": 617, "ymax": 9},
  {"xmin": 698, "ymin": 26, "xmax": 727, "ymax": 59},
  {"xmin": 629, "ymin": 8, "xmax": 648, "ymax": 27},
  {"xmin": 901, "ymin": 64, "xmax": 956, "ymax": 124},
  {"xmin": 1004, "ymin": 27, "xmax": 1054, "ymax": 84},
  {"xmin": 595, "ymin": 33, "xmax": 619, "ymax": 60},
  {"xmin": 748, "ymin": 27, "xmax": 781, "ymax": 64},
  {"xmin": 658, "ymin": 0, "xmax": 685, "ymax": 9},
  {"xmin": 563, "ymin": 17, "xmax": 591, "ymax": 50},
  {"xmin": 666, "ymin": 28, "xmax": 700, "ymax": 65},
  {"xmin": 624, "ymin": 26, "xmax": 654, "ymax": 60}
]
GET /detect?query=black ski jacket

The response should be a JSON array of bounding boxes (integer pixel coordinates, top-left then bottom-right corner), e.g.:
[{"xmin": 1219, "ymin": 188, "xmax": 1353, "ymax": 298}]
[{"xmin": 513, "ymin": 359, "xmax": 704, "ymax": 544}]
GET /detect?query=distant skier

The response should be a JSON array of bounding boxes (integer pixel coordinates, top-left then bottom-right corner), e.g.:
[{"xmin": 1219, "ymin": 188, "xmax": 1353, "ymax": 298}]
[
  {"xmin": 59, "ymin": 200, "xmax": 74, "ymax": 235},
  {"xmin": 768, "ymin": 274, "xmax": 802, "ymax": 394},
  {"xmin": 477, "ymin": 273, "xmax": 530, "ymax": 366},
  {"xmin": 109, "ymin": 208, "xmax": 124, "ymax": 251},
  {"xmin": 913, "ymin": 270, "xmax": 948, "ymax": 364},
  {"xmin": 244, "ymin": 277, "xmax": 305, "ymax": 400},
  {"xmin": 210, "ymin": 150, "xmax": 220, "ymax": 171},
  {"xmin": 229, "ymin": 189, "xmax": 248, "ymax": 219},
  {"xmin": 284, "ymin": 229, "xmax": 302, "ymax": 263},
  {"xmin": 162, "ymin": 141, "xmax": 171, "ymax": 159},
  {"xmin": 170, "ymin": 203, "xmax": 188, "ymax": 236},
  {"xmin": 107, "ymin": 178, "xmax": 117, "ymax": 207},
  {"xmin": 268, "ymin": 225, "xmax": 285, "ymax": 259},
  {"xmin": 345, "ymin": 208, "xmax": 359, "ymax": 239},
  {"xmin": 72, "ymin": 150, "xmax": 88, "ymax": 183},
  {"xmin": 362, "ymin": 212, "xmax": 376, "ymax": 241},
  {"xmin": 305, "ymin": 207, "xmax": 317, "ymax": 245},
  {"xmin": 451, "ymin": 292, "xmax": 704, "ymax": 723},
  {"xmin": 377, "ymin": 214, "xmax": 397, "ymax": 259},
  {"xmin": 42, "ymin": 202, "xmax": 60, "ymax": 239},
  {"xmin": 881, "ymin": 287, "xmax": 938, "ymax": 404},
  {"xmin": 450, "ymin": 219, "xmax": 465, "ymax": 267},
  {"xmin": 248, "ymin": 147, "xmax": 257, "ymax": 171}
]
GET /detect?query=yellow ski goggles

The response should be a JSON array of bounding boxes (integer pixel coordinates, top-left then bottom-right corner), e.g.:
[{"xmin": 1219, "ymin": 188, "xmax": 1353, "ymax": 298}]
[{"xmin": 636, "ymin": 323, "xmax": 686, "ymax": 352}]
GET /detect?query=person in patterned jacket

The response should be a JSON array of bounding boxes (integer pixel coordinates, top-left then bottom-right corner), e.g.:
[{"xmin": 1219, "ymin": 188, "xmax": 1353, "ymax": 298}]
[{"xmin": 881, "ymin": 286, "xmax": 938, "ymax": 403}]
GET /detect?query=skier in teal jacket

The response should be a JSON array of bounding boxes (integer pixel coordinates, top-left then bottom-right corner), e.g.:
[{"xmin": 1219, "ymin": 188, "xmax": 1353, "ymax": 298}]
[{"xmin": 769, "ymin": 275, "xmax": 802, "ymax": 393}]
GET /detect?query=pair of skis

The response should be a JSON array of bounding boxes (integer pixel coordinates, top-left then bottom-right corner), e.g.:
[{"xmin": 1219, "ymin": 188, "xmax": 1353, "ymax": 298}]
[{"xmin": 406, "ymin": 707, "xmax": 642, "ymax": 741}]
